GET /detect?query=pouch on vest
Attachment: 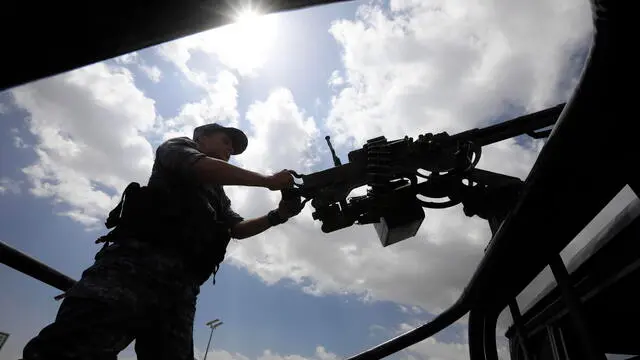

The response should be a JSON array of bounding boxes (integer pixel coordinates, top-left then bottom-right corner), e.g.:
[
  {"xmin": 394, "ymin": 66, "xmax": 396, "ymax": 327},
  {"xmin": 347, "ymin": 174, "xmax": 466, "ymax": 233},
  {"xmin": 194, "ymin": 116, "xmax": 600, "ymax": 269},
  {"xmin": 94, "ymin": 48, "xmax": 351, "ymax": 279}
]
[{"xmin": 103, "ymin": 182, "xmax": 186, "ymax": 244}]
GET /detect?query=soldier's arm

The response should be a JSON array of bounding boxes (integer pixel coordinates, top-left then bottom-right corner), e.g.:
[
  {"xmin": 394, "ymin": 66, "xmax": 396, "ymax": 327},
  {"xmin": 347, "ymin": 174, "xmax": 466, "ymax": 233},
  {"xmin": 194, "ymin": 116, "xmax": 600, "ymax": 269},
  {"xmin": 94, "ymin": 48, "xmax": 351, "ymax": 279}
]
[
  {"xmin": 156, "ymin": 138, "xmax": 286, "ymax": 189},
  {"xmin": 224, "ymin": 203, "xmax": 289, "ymax": 240},
  {"xmin": 194, "ymin": 159, "xmax": 294, "ymax": 190},
  {"xmin": 193, "ymin": 157, "xmax": 271, "ymax": 188},
  {"xmin": 230, "ymin": 215, "xmax": 273, "ymax": 239}
]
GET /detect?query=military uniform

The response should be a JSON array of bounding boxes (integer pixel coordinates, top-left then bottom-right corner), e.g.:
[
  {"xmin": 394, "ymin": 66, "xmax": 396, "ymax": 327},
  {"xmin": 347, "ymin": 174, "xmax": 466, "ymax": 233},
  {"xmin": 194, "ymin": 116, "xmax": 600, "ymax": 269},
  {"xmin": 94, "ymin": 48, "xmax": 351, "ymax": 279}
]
[{"xmin": 23, "ymin": 137, "xmax": 244, "ymax": 360}]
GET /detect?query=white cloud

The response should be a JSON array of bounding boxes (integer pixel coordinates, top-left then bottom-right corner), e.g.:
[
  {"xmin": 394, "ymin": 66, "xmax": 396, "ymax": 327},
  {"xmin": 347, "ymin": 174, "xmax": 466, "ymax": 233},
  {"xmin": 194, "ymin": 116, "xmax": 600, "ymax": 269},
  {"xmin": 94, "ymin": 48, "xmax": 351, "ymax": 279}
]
[
  {"xmin": 10, "ymin": 127, "xmax": 28, "ymax": 148},
  {"xmin": 155, "ymin": 70, "xmax": 240, "ymax": 141},
  {"xmin": 256, "ymin": 346, "xmax": 340, "ymax": 360},
  {"xmin": 188, "ymin": 346, "xmax": 340, "ymax": 360},
  {"xmin": 115, "ymin": 52, "xmax": 139, "ymax": 65},
  {"xmin": 114, "ymin": 51, "xmax": 163, "ymax": 83},
  {"xmin": 0, "ymin": 177, "xmax": 22, "ymax": 195},
  {"xmin": 13, "ymin": 135, "xmax": 27, "ymax": 148},
  {"xmin": 369, "ymin": 324, "xmax": 388, "ymax": 337},
  {"xmin": 326, "ymin": 0, "xmax": 592, "ymax": 148},
  {"xmin": 328, "ymin": 70, "xmax": 345, "ymax": 88},
  {"xmin": 238, "ymin": 87, "xmax": 320, "ymax": 175},
  {"xmin": 140, "ymin": 64, "xmax": 162, "ymax": 83},
  {"xmin": 398, "ymin": 304, "xmax": 423, "ymax": 315},
  {"xmin": 192, "ymin": 348, "xmax": 251, "ymax": 360},
  {"xmin": 10, "ymin": 62, "xmax": 157, "ymax": 226},
  {"xmin": 0, "ymin": 102, "xmax": 9, "ymax": 114}
]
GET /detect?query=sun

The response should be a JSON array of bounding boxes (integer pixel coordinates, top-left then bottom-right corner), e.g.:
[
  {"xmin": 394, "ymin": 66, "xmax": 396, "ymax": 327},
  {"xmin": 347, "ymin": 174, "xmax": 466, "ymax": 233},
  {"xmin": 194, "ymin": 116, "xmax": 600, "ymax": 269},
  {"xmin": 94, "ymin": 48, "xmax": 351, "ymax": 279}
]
[
  {"xmin": 213, "ymin": 7, "xmax": 277, "ymax": 75},
  {"xmin": 236, "ymin": 8, "xmax": 260, "ymax": 25}
]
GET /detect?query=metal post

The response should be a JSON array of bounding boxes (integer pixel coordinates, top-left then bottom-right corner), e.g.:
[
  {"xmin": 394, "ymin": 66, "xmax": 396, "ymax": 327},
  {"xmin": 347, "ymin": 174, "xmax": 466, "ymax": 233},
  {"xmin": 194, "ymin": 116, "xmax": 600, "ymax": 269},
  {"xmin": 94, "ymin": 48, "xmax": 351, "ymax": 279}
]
[
  {"xmin": 546, "ymin": 326, "xmax": 562, "ymax": 360},
  {"xmin": 508, "ymin": 300, "xmax": 531, "ymax": 360},
  {"xmin": 203, "ymin": 326, "xmax": 215, "ymax": 360},
  {"xmin": 483, "ymin": 309, "xmax": 499, "ymax": 360},
  {"xmin": 203, "ymin": 319, "xmax": 223, "ymax": 360},
  {"xmin": 468, "ymin": 309, "xmax": 485, "ymax": 360},
  {"xmin": 548, "ymin": 254, "xmax": 605, "ymax": 360}
]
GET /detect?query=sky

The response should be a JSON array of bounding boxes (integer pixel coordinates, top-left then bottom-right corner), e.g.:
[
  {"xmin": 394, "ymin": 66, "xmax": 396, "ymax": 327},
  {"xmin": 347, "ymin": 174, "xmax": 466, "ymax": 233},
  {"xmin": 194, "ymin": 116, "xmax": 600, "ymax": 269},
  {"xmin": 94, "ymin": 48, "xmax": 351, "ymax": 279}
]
[{"xmin": 1, "ymin": 0, "xmax": 637, "ymax": 359}]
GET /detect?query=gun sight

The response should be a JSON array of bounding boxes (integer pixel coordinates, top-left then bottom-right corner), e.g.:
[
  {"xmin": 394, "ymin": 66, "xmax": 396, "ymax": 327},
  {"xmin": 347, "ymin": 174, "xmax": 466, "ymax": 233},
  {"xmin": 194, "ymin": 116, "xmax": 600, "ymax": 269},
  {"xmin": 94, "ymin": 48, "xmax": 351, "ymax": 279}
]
[{"xmin": 325, "ymin": 136, "xmax": 342, "ymax": 167}]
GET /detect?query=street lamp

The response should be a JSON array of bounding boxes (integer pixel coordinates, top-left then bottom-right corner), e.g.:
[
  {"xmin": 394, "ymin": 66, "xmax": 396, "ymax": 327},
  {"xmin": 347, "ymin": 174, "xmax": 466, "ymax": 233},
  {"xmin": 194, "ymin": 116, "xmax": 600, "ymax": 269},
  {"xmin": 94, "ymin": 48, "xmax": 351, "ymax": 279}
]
[{"xmin": 203, "ymin": 319, "xmax": 224, "ymax": 360}]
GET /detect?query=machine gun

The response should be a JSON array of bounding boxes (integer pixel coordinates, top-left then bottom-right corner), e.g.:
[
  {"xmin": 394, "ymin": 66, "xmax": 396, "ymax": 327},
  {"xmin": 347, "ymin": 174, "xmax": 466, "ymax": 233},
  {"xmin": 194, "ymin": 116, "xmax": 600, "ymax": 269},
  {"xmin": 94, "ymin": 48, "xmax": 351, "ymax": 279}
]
[{"xmin": 284, "ymin": 104, "xmax": 564, "ymax": 246}]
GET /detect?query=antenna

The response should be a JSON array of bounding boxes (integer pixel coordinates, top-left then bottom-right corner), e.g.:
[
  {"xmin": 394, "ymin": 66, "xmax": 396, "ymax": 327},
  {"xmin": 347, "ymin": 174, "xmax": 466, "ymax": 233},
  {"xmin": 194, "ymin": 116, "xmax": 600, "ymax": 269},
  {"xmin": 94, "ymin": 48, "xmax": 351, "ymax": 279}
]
[{"xmin": 325, "ymin": 136, "xmax": 342, "ymax": 166}]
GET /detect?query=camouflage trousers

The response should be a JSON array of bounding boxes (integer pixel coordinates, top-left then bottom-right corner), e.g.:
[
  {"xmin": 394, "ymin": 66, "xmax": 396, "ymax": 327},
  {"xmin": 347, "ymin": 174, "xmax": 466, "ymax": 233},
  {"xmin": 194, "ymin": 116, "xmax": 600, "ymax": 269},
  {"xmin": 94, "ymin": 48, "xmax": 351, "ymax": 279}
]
[{"xmin": 23, "ymin": 241, "xmax": 201, "ymax": 360}]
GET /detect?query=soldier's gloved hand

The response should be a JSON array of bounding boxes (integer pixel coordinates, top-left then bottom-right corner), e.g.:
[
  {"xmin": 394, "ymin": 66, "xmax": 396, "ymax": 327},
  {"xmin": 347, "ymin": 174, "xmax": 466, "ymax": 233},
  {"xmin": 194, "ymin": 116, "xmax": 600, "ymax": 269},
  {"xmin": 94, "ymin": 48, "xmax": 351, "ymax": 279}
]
[
  {"xmin": 265, "ymin": 170, "xmax": 294, "ymax": 191},
  {"xmin": 277, "ymin": 191, "xmax": 305, "ymax": 219}
]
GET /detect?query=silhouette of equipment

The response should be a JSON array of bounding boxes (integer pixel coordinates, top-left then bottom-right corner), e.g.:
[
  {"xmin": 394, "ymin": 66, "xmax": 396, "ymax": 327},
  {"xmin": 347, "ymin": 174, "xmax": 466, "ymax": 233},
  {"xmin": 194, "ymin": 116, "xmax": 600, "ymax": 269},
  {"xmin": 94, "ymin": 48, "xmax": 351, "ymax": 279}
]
[{"xmin": 284, "ymin": 104, "xmax": 562, "ymax": 246}]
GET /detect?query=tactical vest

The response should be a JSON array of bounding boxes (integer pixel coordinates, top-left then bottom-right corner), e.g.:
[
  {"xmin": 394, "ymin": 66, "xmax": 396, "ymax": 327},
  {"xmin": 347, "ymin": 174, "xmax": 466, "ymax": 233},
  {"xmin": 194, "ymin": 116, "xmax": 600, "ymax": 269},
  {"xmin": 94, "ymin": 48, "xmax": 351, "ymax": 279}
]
[{"xmin": 100, "ymin": 181, "xmax": 232, "ymax": 286}]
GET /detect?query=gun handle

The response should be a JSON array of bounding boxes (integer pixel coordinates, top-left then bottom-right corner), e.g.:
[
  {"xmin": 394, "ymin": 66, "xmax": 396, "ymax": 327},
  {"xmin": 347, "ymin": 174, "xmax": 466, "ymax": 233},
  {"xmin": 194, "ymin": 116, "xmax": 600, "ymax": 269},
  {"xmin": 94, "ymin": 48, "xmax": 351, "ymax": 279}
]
[{"xmin": 281, "ymin": 188, "xmax": 297, "ymax": 200}]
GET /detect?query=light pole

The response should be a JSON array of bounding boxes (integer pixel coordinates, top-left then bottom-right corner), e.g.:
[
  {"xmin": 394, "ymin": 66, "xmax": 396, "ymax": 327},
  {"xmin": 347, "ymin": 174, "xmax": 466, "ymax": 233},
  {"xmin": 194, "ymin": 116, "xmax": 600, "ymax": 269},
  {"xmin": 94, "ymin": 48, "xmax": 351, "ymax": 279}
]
[{"xmin": 203, "ymin": 319, "xmax": 223, "ymax": 360}]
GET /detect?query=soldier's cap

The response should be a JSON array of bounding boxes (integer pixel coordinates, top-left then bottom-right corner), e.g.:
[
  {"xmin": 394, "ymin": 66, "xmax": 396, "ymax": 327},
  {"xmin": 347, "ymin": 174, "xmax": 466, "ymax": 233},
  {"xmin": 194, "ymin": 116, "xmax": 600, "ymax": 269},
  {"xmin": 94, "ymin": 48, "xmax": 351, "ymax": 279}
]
[{"xmin": 193, "ymin": 123, "xmax": 248, "ymax": 155}]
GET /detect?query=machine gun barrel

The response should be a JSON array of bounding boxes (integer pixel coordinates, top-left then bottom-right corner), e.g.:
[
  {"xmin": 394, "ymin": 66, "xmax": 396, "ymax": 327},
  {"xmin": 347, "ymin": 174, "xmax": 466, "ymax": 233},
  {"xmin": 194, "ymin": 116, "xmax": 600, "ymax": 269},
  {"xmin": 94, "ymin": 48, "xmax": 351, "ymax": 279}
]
[
  {"xmin": 413, "ymin": 103, "xmax": 564, "ymax": 173},
  {"xmin": 448, "ymin": 103, "xmax": 564, "ymax": 147}
]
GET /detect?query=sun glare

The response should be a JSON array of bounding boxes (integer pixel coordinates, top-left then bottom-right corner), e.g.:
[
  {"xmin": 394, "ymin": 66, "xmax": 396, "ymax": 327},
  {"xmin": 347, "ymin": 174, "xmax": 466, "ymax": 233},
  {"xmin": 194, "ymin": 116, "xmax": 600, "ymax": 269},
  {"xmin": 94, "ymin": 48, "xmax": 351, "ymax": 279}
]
[
  {"xmin": 213, "ymin": 7, "xmax": 277, "ymax": 75},
  {"xmin": 236, "ymin": 8, "xmax": 260, "ymax": 25}
]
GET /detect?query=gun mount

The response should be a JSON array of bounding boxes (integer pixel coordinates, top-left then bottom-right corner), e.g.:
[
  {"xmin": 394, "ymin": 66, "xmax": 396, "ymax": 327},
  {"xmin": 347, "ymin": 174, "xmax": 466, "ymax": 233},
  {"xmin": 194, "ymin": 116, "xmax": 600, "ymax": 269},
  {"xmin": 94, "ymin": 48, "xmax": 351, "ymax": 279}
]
[{"xmin": 285, "ymin": 104, "xmax": 562, "ymax": 246}]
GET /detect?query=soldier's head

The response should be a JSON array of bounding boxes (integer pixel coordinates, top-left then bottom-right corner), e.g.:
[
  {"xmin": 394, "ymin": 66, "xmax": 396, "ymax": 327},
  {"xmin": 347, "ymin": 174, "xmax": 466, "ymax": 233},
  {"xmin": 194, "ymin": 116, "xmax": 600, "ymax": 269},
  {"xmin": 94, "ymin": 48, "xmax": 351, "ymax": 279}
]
[{"xmin": 193, "ymin": 123, "xmax": 248, "ymax": 162}]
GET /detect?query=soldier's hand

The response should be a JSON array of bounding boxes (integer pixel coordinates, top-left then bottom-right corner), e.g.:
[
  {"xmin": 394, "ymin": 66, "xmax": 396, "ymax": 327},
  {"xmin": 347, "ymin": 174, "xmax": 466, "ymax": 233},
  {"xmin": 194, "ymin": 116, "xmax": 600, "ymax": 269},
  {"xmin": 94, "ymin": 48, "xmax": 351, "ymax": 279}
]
[
  {"xmin": 278, "ymin": 193, "xmax": 305, "ymax": 218},
  {"xmin": 265, "ymin": 170, "xmax": 294, "ymax": 191}
]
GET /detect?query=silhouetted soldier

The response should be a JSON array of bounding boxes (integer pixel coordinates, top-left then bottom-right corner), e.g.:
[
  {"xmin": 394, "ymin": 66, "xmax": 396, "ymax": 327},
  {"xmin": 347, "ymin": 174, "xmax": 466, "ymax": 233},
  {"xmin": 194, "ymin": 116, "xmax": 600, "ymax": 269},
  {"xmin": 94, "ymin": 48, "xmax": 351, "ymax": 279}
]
[{"xmin": 23, "ymin": 123, "xmax": 304, "ymax": 360}]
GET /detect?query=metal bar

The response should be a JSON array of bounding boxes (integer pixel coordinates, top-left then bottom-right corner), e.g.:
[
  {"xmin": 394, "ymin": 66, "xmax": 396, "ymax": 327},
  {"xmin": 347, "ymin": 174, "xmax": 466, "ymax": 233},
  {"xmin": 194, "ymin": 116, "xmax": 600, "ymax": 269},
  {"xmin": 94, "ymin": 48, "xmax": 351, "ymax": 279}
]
[
  {"xmin": 488, "ymin": 216, "xmax": 502, "ymax": 237},
  {"xmin": 345, "ymin": 301, "xmax": 469, "ymax": 360},
  {"xmin": 507, "ymin": 203, "xmax": 640, "ymax": 340},
  {"xmin": 524, "ymin": 254, "xmax": 640, "ymax": 341},
  {"xmin": 546, "ymin": 326, "xmax": 562, "ymax": 360},
  {"xmin": 556, "ymin": 327, "xmax": 571, "ymax": 360},
  {"xmin": 508, "ymin": 300, "xmax": 531, "ymax": 360},
  {"xmin": 0, "ymin": 240, "xmax": 76, "ymax": 292},
  {"xmin": 526, "ymin": 129, "xmax": 553, "ymax": 139},
  {"xmin": 468, "ymin": 309, "xmax": 485, "ymax": 360},
  {"xmin": 483, "ymin": 309, "xmax": 499, "ymax": 360},
  {"xmin": 548, "ymin": 254, "xmax": 605, "ymax": 360},
  {"xmin": 508, "ymin": 338, "xmax": 519, "ymax": 360},
  {"xmin": 203, "ymin": 325, "xmax": 215, "ymax": 360}
]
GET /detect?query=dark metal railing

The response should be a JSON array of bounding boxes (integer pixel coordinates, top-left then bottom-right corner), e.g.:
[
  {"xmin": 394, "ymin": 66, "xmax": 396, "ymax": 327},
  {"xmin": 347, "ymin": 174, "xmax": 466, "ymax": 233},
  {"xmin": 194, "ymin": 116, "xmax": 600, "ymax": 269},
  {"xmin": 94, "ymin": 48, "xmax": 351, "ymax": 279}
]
[{"xmin": 0, "ymin": 240, "xmax": 76, "ymax": 292}]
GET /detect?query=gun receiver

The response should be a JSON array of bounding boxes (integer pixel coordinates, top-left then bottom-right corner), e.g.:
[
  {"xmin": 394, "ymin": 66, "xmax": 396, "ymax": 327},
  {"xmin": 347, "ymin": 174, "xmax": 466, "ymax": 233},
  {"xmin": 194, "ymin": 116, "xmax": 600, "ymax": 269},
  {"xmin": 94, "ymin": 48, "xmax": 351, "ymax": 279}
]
[{"xmin": 285, "ymin": 104, "xmax": 563, "ymax": 246}]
